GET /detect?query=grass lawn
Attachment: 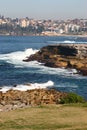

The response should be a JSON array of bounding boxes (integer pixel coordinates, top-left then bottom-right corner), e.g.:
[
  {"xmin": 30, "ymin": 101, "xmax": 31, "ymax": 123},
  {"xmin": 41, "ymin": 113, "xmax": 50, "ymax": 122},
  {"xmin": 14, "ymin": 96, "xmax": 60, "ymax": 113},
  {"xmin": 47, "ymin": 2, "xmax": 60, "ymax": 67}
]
[{"xmin": 0, "ymin": 104, "xmax": 87, "ymax": 130}]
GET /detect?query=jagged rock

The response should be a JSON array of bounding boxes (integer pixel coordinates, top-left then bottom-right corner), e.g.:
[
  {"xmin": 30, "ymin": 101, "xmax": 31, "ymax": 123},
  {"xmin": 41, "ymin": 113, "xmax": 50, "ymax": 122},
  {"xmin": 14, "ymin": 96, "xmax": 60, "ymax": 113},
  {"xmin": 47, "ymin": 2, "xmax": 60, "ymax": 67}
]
[
  {"xmin": 23, "ymin": 44, "xmax": 87, "ymax": 75},
  {"xmin": 78, "ymin": 67, "xmax": 87, "ymax": 76},
  {"xmin": 0, "ymin": 89, "xmax": 67, "ymax": 111}
]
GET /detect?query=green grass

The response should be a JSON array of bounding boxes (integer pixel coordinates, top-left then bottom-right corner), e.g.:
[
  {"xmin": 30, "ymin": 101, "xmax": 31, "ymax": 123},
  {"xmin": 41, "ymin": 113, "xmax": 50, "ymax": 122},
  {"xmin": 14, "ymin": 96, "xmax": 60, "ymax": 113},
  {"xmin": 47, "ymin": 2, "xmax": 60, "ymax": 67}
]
[
  {"xmin": 0, "ymin": 104, "xmax": 87, "ymax": 130},
  {"xmin": 60, "ymin": 92, "xmax": 85, "ymax": 104}
]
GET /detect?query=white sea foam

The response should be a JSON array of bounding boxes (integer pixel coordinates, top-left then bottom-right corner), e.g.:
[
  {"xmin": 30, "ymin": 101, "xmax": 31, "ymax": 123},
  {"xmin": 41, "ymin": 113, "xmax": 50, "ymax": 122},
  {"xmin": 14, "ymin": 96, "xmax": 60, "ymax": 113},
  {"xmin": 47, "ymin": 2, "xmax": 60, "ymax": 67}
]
[
  {"xmin": 63, "ymin": 40, "xmax": 76, "ymax": 43},
  {"xmin": 0, "ymin": 48, "xmax": 38, "ymax": 66},
  {"xmin": 0, "ymin": 48, "xmax": 81, "ymax": 77},
  {"xmin": 37, "ymin": 66, "xmax": 78, "ymax": 76},
  {"xmin": 0, "ymin": 86, "xmax": 12, "ymax": 93},
  {"xmin": 47, "ymin": 40, "xmax": 76, "ymax": 44},
  {"xmin": 0, "ymin": 80, "xmax": 54, "ymax": 93},
  {"xmin": 47, "ymin": 40, "xmax": 87, "ymax": 44}
]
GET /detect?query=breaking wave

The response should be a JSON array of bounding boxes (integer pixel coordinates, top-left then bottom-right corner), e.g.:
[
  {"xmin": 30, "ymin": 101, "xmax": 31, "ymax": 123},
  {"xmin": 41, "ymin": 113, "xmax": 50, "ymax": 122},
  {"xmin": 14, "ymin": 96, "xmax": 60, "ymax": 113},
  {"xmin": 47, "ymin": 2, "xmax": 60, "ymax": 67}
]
[
  {"xmin": 0, "ymin": 48, "xmax": 39, "ymax": 66},
  {"xmin": 0, "ymin": 80, "xmax": 54, "ymax": 93},
  {"xmin": 63, "ymin": 40, "xmax": 75, "ymax": 43},
  {"xmin": 47, "ymin": 40, "xmax": 87, "ymax": 44},
  {"xmin": 0, "ymin": 48, "xmax": 81, "ymax": 78}
]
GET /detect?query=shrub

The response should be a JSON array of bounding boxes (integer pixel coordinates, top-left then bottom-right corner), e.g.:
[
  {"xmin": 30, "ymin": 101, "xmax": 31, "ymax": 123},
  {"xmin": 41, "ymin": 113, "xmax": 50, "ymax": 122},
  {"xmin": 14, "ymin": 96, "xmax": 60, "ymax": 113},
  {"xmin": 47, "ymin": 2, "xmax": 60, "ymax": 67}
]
[{"xmin": 60, "ymin": 93, "xmax": 85, "ymax": 104}]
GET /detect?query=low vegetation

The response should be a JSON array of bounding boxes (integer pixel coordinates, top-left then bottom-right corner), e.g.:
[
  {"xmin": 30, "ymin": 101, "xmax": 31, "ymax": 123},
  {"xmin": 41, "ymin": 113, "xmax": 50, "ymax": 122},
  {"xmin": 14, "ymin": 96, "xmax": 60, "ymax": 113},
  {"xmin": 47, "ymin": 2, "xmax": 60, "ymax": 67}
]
[{"xmin": 60, "ymin": 92, "xmax": 85, "ymax": 104}]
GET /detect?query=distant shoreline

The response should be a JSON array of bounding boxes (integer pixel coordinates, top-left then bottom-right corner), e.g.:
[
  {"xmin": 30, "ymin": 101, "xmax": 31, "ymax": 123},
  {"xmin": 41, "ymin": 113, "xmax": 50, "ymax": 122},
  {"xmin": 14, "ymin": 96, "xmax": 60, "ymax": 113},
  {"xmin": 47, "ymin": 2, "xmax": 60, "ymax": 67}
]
[
  {"xmin": 0, "ymin": 33, "xmax": 87, "ymax": 38},
  {"xmin": 41, "ymin": 34, "xmax": 87, "ymax": 38}
]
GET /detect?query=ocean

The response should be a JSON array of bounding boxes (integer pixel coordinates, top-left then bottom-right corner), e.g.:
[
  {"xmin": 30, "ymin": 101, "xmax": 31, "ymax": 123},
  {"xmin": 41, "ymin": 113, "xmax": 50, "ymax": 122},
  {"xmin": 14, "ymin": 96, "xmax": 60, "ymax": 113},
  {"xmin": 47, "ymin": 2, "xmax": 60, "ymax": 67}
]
[{"xmin": 0, "ymin": 35, "xmax": 87, "ymax": 99}]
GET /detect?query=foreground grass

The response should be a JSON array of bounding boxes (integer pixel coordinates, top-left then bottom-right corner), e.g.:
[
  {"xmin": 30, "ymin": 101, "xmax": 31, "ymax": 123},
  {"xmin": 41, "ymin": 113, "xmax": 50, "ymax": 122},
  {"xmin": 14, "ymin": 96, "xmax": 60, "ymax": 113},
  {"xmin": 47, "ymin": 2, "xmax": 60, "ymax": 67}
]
[{"xmin": 0, "ymin": 104, "xmax": 87, "ymax": 130}]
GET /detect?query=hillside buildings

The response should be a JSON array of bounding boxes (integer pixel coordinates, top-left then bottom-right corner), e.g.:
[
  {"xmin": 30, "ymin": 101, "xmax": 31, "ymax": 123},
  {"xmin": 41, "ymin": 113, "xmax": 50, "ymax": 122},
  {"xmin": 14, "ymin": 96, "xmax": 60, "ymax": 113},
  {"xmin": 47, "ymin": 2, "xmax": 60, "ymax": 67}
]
[{"xmin": 0, "ymin": 15, "xmax": 87, "ymax": 36}]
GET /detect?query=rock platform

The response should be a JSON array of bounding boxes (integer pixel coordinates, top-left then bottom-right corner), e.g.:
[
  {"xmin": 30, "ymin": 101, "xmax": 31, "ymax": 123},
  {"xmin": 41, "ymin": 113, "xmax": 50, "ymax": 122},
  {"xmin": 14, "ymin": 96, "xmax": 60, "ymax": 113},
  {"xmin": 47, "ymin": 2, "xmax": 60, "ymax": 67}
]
[{"xmin": 24, "ymin": 44, "xmax": 87, "ymax": 75}]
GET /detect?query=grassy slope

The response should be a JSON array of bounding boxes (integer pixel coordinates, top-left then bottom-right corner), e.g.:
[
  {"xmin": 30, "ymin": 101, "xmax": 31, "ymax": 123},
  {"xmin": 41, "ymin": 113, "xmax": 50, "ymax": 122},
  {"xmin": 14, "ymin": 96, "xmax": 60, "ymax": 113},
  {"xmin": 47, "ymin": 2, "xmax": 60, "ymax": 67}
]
[{"xmin": 0, "ymin": 104, "xmax": 87, "ymax": 130}]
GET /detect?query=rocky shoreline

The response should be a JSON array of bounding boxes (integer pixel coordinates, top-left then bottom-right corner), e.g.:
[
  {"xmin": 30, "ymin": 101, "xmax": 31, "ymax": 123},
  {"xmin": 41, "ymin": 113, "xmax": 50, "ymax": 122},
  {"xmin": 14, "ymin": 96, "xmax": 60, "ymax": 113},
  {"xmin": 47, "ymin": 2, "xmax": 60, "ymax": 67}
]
[
  {"xmin": 1, "ymin": 43, "xmax": 87, "ymax": 112},
  {"xmin": 0, "ymin": 89, "xmax": 67, "ymax": 112},
  {"xmin": 24, "ymin": 44, "xmax": 87, "ymax": 76}
]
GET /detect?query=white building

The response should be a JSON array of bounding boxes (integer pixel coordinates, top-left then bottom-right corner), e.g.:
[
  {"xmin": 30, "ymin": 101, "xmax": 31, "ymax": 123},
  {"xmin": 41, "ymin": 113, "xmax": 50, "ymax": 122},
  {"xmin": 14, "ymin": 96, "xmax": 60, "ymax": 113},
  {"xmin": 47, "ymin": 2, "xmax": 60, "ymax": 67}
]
[
  {"xmin": 0, "ymin": 19, "xmax": 6, "ymax": 25},
  {"xmin": 19, "ymin": 19, "xmax": 29, "ymax": 27}
]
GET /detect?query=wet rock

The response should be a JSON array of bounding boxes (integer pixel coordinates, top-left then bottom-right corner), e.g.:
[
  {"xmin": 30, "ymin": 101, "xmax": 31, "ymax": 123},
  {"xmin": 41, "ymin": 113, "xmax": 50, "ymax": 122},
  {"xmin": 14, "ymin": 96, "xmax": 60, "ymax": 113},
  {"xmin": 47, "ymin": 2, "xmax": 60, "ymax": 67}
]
[{"xmin": 24, "ymin": 44, "xmax": 87, "ymax": 76}]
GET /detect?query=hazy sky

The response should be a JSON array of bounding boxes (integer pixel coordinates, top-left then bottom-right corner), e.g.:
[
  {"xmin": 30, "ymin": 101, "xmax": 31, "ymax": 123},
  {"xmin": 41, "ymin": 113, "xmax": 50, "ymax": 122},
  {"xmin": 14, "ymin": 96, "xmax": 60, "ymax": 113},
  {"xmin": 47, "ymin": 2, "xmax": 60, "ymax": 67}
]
[{"xmin": 0, "ymin": 0, "xmax": 87, "ymax": 19}]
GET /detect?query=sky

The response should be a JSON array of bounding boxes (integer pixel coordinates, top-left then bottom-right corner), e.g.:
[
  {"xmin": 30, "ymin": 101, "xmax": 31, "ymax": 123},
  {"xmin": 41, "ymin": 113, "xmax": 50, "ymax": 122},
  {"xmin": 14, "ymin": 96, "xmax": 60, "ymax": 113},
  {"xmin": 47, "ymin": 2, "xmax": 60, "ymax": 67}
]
[{"xmin": 0, "ymin": 0, "xmax": 87, "ymax": 20}]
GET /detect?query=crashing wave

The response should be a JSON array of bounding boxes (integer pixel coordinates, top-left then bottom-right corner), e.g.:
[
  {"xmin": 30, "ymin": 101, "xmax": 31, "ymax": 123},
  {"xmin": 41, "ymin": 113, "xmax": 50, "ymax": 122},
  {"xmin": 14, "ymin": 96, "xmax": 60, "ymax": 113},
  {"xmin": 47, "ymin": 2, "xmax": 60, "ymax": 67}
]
[
  {"xmin": 0, "ymin": 80, "xmax": 54, "ymax": 93},
  {"xmin": 0, "ymin": 48, "xmax": 38, "ymax": 65},
  {"xmin": 63, "ymin": 40, "xmax": 76, "ymax": 43}
]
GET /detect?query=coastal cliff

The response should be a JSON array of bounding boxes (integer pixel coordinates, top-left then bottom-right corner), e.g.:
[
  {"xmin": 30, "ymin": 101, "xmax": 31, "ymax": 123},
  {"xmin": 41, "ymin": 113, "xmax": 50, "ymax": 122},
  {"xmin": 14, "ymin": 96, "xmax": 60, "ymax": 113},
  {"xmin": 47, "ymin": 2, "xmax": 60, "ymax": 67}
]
[{"xmin": 23, "ymin": 44, "xmax": 87, "ymax": 75}]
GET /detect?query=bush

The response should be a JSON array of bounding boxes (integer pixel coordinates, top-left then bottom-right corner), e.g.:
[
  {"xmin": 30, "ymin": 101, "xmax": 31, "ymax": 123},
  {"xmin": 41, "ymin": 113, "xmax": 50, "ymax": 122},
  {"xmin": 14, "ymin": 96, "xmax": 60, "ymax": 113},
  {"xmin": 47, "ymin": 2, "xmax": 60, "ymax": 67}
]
[{"xmin": 60, "ymin": 93, "xmax": 85, "ymax": 104}]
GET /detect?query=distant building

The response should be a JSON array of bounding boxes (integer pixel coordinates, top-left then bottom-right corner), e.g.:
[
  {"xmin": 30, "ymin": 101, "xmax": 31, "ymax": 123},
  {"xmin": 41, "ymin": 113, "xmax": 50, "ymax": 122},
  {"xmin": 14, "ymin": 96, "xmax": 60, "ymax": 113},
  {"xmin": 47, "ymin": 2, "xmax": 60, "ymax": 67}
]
[
  {"xmin": 0, "ymin": 19, "xmax": 6, "ymax": 25},
  {"xmin": 59, "ymin": 29, "xmax": 64, "ymax": 34},
  {"xmin": 19, "ymin": 19, "xmax": 29, "ymax": 27}
]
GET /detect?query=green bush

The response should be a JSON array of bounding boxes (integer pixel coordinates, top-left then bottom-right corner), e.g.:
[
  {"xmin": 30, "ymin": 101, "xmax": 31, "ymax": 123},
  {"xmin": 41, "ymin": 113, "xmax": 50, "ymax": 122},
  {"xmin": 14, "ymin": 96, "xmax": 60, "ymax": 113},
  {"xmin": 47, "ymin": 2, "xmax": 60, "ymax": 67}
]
[{"xmin": 60, "ymin": 93, "xmax": 85, "ymax": 104}]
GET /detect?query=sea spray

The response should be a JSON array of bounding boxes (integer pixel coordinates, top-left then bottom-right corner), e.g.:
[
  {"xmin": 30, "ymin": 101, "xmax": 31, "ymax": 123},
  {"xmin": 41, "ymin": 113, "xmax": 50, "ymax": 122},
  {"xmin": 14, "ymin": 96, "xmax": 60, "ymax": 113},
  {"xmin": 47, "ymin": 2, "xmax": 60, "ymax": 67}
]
[
  {"xmin": 0, "ymin": 48, "xmax": 38, "ymax": 63},
  {"xmin": 0, "ymin": 80, "xmax": 54, "ymax": 93}
]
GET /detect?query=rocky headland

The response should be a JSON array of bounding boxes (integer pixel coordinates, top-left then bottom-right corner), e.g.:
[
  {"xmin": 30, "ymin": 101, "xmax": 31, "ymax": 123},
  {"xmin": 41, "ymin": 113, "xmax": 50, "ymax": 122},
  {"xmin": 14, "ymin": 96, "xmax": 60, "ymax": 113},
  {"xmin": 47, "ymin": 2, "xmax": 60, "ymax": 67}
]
[{"xmin": 23, "ymin": 44, "xmax": 87, "ymax": 76}]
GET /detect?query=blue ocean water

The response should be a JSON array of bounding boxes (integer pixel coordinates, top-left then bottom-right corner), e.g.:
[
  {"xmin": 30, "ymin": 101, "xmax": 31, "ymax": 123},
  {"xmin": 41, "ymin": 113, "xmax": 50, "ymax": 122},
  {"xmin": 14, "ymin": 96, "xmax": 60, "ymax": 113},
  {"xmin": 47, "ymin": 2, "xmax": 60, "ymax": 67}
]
[{"xmin": 0, "ymin": 35, "xmax": 87, "ymax": 99}]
